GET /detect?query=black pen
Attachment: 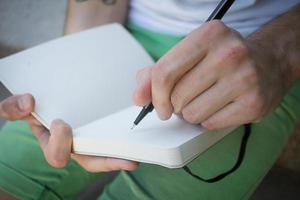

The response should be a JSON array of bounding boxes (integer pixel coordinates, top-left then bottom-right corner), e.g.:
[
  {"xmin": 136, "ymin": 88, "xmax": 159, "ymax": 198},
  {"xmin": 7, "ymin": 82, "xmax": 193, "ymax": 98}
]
[{"xmin": 131, "ymin": 0, "xmax": 235, "ymax": 129}]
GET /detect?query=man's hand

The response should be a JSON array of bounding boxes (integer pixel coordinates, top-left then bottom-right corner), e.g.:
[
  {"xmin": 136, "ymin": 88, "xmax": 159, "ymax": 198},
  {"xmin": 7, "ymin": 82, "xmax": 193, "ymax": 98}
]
[
  {"xmin": 133, "ymin": 20, "xmax": 293, "ymax": 130},
  {"xmin": 0, "ymin": 94, "xmax": 138, "ymax": 172}
]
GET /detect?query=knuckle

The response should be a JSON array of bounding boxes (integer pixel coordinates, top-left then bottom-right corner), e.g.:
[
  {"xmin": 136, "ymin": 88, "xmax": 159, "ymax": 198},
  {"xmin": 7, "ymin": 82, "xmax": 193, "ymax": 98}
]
[
  {"xmin": 20, "ymin": 93, "xmax": 35, "ymax": 111},
  {"xmin": 203, "ymin": 20, "xmax": 228, "ymax": 36},
  {"xmin": 193, "ymin": 20, "xmax": 229, "ymax": 48},
  {"xmin": 240, "ymin": 66, "xmax": 258, "ymax": 86},
  {"xmin": 210, "ymin": 20, "xmax": 227, "ymax": 30},
  {"xmin": 170, "ymin": 90, "xmax": 183, "ymax": 112},
  {"xmin": 182, "ymin": 107, "xmax": 198, "ymax": 124},
  {"xmin": 152, "ymin": 62, "xmax": 173, "ymax": 87},
  {"xmin": 52, "ymin": 120, "xmax": 71, "ymax": 133},
  {"xmin": 221, "ymin": 42, "xmax": 248, "ymax": 62},
  {"xmin": 23, "ymin": 93, "xmax": 35, "ymax": 103}
]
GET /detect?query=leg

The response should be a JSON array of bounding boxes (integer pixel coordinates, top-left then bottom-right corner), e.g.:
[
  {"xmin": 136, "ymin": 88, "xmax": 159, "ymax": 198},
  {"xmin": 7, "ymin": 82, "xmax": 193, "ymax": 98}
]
[
  {"xmin": 99, "ymin": 83, "xmax": 300, "ymax": 199},
  {"xmin": 0, "ymin": 121, "xmax": 102, "ymax": 200},
  {"xmin": 96, "ymin": 24, "xmax": 300, "ymax": 200}
]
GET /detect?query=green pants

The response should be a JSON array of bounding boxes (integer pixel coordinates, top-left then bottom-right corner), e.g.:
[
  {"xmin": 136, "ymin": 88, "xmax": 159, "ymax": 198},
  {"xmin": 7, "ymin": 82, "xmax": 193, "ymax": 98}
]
[{"xmin": 1, "ymin": 24, "xmax": 300, "ymax": 200}]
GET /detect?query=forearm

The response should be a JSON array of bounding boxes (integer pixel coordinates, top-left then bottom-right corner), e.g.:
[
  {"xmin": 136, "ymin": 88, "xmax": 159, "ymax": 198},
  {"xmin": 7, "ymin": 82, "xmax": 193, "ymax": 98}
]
[
  {"xmin": 64, "ymin": 0, "xmax": 128, "ymax": 35},
  {"xmin": 247, "ymin": 4, "xmax": 300, "ymax": 91}
]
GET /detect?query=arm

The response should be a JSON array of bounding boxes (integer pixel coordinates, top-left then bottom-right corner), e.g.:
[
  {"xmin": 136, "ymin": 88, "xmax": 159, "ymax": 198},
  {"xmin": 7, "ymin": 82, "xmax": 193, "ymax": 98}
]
[
  {"xmin": 247, "ymin": 4, "xmax": 300, "ymax": 96},
  {"xmin": 64, "ymin": 0, "xmax": 128, "ymax": 35},
  {"xmin": 133, "ymin": 4, "xmax": 300, "ymax": 129}
]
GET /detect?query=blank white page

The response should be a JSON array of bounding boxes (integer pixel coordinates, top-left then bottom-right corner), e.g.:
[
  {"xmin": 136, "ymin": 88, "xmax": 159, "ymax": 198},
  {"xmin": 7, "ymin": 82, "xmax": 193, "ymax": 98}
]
[
  {"xmin": 74, "ymin": 106, "xmax": 202, "ymax": 148},
  {"xmin": 0, "ymin": 23, "xmax": 235, "ymax": 168},
  {"xmin": 0, "ymin": 24, "xmax": 154, "ymax": 129},
  {"xmin": 73, "ymin": 106, "xmax": 235, "ymax": 168}
]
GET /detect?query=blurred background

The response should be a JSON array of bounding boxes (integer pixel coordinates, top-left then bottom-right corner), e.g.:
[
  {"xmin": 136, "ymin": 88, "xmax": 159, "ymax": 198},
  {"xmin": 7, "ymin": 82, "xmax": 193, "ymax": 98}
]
[{"xmin": 0, "ymin": 0, "xmax": 299, "ymax": 199}]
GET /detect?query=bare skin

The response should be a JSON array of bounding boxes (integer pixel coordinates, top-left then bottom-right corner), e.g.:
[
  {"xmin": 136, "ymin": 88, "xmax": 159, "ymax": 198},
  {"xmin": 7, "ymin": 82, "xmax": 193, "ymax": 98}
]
[
  {"xmin": 0, "ymin": 94, "xmax": 138, "ymax": 172},
  {"xmin": 134, "ymin": 5, "xmax": 300, "ymax": 130},
  {"xmin": 64, "ymin": 0, "xmax": 128, "ymax": 34},
  {"xmin": 0, "ymin": 0, "xmax": 299, "ymax": 177},
  {"xmin": 1, "ymin": 0, "xmax": 137, "ymax": 175}
]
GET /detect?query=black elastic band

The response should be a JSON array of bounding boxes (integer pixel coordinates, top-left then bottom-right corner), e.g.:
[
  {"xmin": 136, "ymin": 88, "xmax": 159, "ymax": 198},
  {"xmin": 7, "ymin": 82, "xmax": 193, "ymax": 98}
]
[{"xmin": 183, "ymin": 124, "xmax": 251, "ymax": 183}]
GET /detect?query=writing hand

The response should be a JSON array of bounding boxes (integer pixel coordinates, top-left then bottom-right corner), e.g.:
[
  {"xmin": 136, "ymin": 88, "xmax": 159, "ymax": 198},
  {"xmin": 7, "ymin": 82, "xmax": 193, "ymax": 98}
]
[{"xmin": 134, "ymin": 21, "xmax": 286, "ymax": 130}]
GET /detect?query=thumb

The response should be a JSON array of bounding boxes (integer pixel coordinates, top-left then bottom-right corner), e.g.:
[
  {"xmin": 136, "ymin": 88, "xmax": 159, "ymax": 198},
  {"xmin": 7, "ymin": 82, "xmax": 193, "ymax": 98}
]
[
  {"xmin": 42, "ymin": 119, "xmax": 72, "ymax": 168},
  {"xmin": 0, "ymin": 94, "xmax": 35, "ymax": 120},
  {"xmin": 133, "ymin": 66, "xmax": 152, "ymax": 106}
]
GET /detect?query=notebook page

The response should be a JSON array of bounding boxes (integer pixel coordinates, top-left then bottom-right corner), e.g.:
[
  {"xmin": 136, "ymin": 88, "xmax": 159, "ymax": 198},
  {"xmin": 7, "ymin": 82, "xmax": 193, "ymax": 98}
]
[
  {"xmin": 73, "ymin": 106, "xmax": 235, "ymax": 167},
  {"xmin": 74, "ymin": 106, "xmax": 203, "ymax": 149},
  {"xmin": 0, "ymin": 24, "xmax": 154, "ymax": 129}
]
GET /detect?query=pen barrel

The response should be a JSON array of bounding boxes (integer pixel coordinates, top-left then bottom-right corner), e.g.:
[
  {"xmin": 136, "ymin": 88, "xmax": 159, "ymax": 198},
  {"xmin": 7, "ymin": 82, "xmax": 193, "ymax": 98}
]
[
  {"xmin": 133, "ymin": 103, "xmax": 154, "ymax": 125},
  {"xmin": 206, "ymin": 0, "xmax": 235, "ymax": 21}
]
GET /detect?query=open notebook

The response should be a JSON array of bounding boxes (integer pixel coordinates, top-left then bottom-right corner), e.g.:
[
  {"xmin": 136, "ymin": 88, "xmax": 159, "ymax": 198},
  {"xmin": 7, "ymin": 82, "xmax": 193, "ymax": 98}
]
[{"xmin": 0, "ymin": 23, "xmax": 234, "ymax": 168}]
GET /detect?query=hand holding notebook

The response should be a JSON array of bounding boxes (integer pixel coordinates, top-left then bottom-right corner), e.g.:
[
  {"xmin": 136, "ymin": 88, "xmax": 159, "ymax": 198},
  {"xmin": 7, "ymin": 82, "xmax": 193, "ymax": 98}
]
[{"xmin": 0, "ymin": 24, "xmax": 235, "ymax": 168}]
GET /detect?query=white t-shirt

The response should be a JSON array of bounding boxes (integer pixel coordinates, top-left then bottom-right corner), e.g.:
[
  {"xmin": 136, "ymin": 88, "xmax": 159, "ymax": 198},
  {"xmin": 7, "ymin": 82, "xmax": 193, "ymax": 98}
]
[{"xmin": 128, "ymin": 0, "xmax": 299, "ymax": 37}]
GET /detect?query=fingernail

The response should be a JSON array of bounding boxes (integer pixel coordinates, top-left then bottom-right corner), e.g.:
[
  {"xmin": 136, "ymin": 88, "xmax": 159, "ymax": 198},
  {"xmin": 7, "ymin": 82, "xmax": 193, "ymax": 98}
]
[
  {"xmin": 157, "ymin": 110, "xmax": 169, "ymax": 120},
  {"xmin": 18, "ymin": 95, "xmax": 30, "ymax": 111}
]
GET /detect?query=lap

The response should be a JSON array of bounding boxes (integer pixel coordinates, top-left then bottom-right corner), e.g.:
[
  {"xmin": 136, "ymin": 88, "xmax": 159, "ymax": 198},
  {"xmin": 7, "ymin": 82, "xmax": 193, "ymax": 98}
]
[
  {"xmin": 2, "ymin": 23, "xmax": 299, "ymax": 200},
  {"xmin": 0, "ymin": 121, "xmax": 101, "ymax": 200},
  {"xmin": 0, "ymin": 80, "xmax": 299, "ymax": 200},
  {"xmin": 100, "ymin": 80, "xmax": 300, "ymax": 200}
]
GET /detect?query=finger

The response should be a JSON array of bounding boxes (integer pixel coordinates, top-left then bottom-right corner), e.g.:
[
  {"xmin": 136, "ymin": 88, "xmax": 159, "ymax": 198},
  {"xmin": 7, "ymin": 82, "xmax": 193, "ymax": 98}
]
[
  {"xmin": 71, "ymin": 154, "xmax": 139, "ymax": 172},
  {"xmin": 151, "ymin": 32, "xmax": 209, "ymax": 120},
  {"xmin": 23, "ymin": 115, "xmax": 49, "ymax": 141},
  {"xmin": 201, "ymin": 89, "xmax": 265, "ymax": 130},
  {"xmin": 182, "ymin": 78, "xmax": 238, "ymax": 124},
  {"xmin": 31, "ymin": 124, "xmax": 49, "ymax": 141},
  {"xmin": 42, "ymin": 120, "xmax": 72, "ymax": 168},
  {"xmin": 23, "ymin": 115, "xmax": 47, "ymax": 138},
  {"xmin": 22, "ymin": 115, "xmax": 43, "ymax": 127},
  {"xmin": 151, "ymin": 21, "xmax": 230, "ymax": 120},
  {"xmin": 171, "ymin": 40, "xmax": 249, "ymax": 114},
  {"xmin": 133, "ymin": 66, "xmax": 152, "ymax": 106},
  {"xmin": 201, "ymin": 102, "xmax": 248, "ymax": 130},
  {"xmin": 0, "ymin": 94, "xmax": 34, "ymax": 120},
  {"xmin": 171, "ymin": 57, "xmax": 218, "ymax": 113}
]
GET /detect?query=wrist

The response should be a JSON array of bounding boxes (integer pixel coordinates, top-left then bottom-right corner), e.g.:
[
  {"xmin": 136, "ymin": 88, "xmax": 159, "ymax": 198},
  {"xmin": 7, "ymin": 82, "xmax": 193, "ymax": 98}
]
[
  {"xmin": 246, "ymin": 5, "xmax": 300, "ymax": 92},
  {"xmin": 242, "ymin": 35, "xmax": 295, "ymax": 116},
  {"xmin": 248, "ymin": 38, "xmax": 299, "ymax": 95}
]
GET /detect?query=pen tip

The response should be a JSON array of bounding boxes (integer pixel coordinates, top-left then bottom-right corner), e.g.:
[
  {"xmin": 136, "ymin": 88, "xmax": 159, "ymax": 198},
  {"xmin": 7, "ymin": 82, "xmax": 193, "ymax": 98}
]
[{"xmin": 131, "ymin": 124, "xmax": 136, "ymax": 130}]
